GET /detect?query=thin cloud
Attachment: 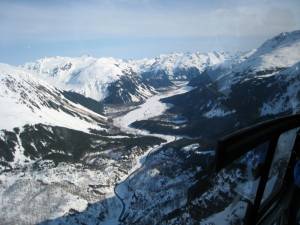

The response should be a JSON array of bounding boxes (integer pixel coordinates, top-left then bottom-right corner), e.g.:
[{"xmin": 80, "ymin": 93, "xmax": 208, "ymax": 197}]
[
  {"xmin": 0, "ymin": 0, "xmax": 299, "ymax": 41},
  {"xmin": 0, "ymin": 0, "xmax": 299, "ymax": 64}
]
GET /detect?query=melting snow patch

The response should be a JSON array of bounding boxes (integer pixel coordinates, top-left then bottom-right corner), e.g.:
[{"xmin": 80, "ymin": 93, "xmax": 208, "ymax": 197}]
[
  {"xmin": 182, "ymin": 143, "xmax": 200, "ymax": 152},
  {"xmin": 204, "ymin": 106, "xmax": 235, "ymax": 118}
]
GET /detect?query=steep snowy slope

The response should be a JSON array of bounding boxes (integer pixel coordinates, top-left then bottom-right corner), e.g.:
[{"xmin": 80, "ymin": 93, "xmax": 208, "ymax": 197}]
[
  {"xmin": 135, "ymin": 51, "xmax": 228, "ymax": 81},
  {"xmin": 24, "ymin": 56, "xmax": 155, "ymax": 105},
  {"xmin": 238, "ymin": 30, "xmax": 300, "ymax": 72},
  {"xmin": 24, "ymin": 56, "xmax": 129, "ymax": 101},
  {"xmin": 0, "ymin": 63, "xmax": 106, "ymax": 132},
  {"xmin": 218, "ymin": 30, "xmax": 300, "ymax": 91},
  {"xmin": 259, "ymin": 61, "xmax": 300, "ymax": 115}
]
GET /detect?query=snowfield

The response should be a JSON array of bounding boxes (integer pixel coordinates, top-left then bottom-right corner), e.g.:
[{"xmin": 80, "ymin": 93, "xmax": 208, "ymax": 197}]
[
  {"xmin": 24, "ymin": 56, "xmax": 133, "ymax": 101},
  {"xmin": 0, "ymin": 63, "xmax": 107, "ymax": 132}
]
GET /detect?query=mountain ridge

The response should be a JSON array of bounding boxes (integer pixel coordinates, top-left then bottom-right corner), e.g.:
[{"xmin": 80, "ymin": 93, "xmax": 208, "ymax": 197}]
[{"xmin": 22, "ymin": 51, "xmax": 230, "ymax": 105}]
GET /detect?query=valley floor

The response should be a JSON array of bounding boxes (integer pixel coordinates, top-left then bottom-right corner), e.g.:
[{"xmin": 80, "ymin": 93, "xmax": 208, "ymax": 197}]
[
  {"xmin": 0, "ymin": 82, "xmax": 194, "ymax": 225},
  {"xmin": 109, "ymin": 82, "xmax": 193, "ymax": 224}
]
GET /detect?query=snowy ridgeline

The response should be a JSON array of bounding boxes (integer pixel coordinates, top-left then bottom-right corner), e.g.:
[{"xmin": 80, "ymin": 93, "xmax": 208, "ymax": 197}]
[
  {"xmin": 0, "ymin": 63, "xmax": 107, "ymax": 132},
  {"xmin": 217, "ymin": 31, "xmax": 300, "ymax": 92},
  {"xmin": 22, "ymin": 51, "xmax": 228, "ymax": 102}
]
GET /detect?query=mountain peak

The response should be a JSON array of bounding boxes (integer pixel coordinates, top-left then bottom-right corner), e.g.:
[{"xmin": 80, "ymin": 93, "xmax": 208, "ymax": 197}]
[
  {"xmin": 259, "ymin": 30, "xmax": 300, "ymax": 52},
  {"xmin": 0, "ymin": 63, "xmax": 106, "ymax": 132},
  {"xmin": 22, "ymin": 51, "xmax": 231, "ymax": 101},
  {"xmin": 234, "ymin": 30, "xmax": 300, "ymax": 73}
]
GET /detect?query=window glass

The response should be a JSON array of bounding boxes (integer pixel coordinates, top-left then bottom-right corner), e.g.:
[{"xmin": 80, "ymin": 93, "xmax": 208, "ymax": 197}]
[
  {"xmin": 199, "ymin": 142, "xmax": 269, "ymax": 225},
  {"xmin": 261, "ymin": 128, "xmax": 299, "ymax": 204}
]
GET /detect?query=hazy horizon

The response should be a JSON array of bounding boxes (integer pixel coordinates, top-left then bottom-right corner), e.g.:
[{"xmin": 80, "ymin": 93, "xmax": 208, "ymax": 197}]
[{"xmin": 1, "ymin": 0, "xmax": 300, "ymax": 64}]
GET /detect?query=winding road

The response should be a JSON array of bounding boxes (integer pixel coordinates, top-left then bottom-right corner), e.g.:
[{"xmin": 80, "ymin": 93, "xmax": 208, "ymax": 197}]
[{"xmin": 112, "ymin": 82, "xmax": 192, "ymax": 223}]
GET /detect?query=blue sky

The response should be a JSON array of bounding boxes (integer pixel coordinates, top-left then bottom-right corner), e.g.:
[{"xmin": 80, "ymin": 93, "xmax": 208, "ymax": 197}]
[{"xmin": 0, "ymin": 0, "xmax": 300, "ymax": 64}]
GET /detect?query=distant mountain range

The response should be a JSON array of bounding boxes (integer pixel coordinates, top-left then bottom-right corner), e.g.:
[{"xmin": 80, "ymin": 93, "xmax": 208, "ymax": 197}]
[
  {"xmin": 22, "ymin": 51, "xmax": 229, "ymax": 105},
  {"xmin": 132, "ymin": 30, "xmax": 300, "ymax": 139},
  {"xmin": 0, "ymin": 30, "xmax": 300, "ymax": 225}
]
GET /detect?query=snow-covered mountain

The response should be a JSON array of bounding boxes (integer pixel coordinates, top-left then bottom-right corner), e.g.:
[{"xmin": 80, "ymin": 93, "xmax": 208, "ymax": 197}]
[
  {"xmin": 0, "ymin": 63, "xmax": 117, "ymax": 170},
  {"xmin": 238, "ymin": 30, "xmax": 300, "ymax": 72},
  {"xmin": 134, "ymin": 30, "xmax": 300, "ymax": 138},
  {"xmin": 135, "ymin": 51, "xmax": 228, "ymax": 81},
  {"xmin": 137, "ymin": 52, "xmax": 227, "ymax": 75},
  {"xmin": 23, "ymin": 56, "xmax": 156, "ymax": 106},
  {"xmin": 0, "ymin": 63, "xmax": 164, "ymax": 225},
  {"xmin": 114, "ymin": 31, "xmax": 300, "ymax": 225},
  {"xmin": 23, "ymin": 52, "xmax": 229, "ymax": 105},
  {"xmin": 0, "ymin": 63, "xmax": 107, "ymax": 132},
  {"xmin": 188, "ymin": 51, "xmax": 254, "ymax": 86},
  {"xmin": 259, "ymin": 61, "xmax": 300, "ymax": 115},
  {"xmin": 2, "ymin": 30, "xmax": 299, "ymax": 225},
  {"xmin": 218, "ymin": 30, "xmax": 300, "ymax": 91}
]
